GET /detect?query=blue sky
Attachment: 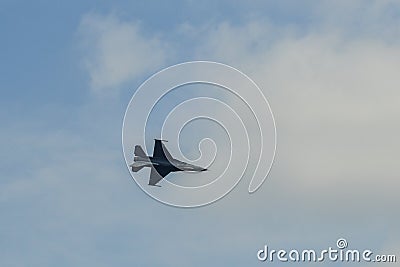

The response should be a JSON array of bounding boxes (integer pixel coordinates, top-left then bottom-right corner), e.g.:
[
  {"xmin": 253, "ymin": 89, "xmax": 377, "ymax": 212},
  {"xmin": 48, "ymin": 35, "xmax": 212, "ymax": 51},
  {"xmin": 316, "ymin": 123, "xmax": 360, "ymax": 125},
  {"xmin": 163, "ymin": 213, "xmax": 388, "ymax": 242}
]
[{"xmin": 1, "ymin": 1, "xmax": 400, "ymax": 266}]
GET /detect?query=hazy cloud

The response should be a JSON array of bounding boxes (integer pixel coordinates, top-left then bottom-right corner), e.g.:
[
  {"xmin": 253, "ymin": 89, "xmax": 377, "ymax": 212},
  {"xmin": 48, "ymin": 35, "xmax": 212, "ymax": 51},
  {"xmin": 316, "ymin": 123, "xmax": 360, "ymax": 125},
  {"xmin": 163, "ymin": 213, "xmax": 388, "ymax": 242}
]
[
  {"xmin": 78, "ymin": 13, "xmax": 167, "ymax": 94},
  {"xmin": 188, "ymin": 19, "xmax": 400, "ymax": 218},
  {"xmin": 3, "ymin": 2, "xmax": 399, "ymax": 266}
]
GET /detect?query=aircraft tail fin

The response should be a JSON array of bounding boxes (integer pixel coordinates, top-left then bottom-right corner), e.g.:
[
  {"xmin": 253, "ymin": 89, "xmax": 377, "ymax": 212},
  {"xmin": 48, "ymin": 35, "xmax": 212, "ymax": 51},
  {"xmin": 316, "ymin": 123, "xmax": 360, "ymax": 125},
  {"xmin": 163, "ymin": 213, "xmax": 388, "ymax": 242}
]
[
  {"xmin": 153, "ymin": 139, "xmax": 173, "ymax": 160},
  {"xmin": 134, "ymin": 145, "xmax": 147, "ymax": 158}
]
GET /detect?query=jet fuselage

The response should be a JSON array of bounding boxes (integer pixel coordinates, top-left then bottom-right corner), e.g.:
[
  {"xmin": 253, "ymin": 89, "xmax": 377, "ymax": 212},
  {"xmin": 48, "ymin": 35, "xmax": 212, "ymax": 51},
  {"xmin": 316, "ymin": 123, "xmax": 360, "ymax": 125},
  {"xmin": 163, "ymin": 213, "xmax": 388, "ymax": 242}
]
[
  {"xmin": 133, "ymin": 156, "xmax": 207, "ymax": 172},
  {"xmin": 130, "ymin": 139, "xmax": 208, "ymax": 186}
]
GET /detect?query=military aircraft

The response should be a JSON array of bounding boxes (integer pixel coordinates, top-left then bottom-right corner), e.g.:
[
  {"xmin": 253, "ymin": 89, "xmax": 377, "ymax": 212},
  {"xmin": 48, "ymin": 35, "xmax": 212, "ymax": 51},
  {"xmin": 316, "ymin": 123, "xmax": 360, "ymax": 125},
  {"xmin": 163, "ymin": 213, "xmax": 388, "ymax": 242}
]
[{"xmin": 130, "ymin": 139, "xmax": 208, "ymax": 186}]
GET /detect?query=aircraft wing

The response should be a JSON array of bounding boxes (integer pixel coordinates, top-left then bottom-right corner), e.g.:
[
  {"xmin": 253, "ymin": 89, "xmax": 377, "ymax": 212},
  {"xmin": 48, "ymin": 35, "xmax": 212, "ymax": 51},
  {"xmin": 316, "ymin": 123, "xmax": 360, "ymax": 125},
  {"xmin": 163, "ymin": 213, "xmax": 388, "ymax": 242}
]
[{"xmin": 149, "ymin": 166, "xmax": 171, "ymax": 186}]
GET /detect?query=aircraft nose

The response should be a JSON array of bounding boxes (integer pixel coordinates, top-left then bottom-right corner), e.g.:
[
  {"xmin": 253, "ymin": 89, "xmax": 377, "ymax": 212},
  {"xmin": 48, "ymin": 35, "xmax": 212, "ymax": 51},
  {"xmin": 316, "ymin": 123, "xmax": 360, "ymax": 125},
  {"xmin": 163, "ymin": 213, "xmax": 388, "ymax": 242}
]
[{"xmin": 201, "ymin": 168, "xmax": 208, "ymax": 171}]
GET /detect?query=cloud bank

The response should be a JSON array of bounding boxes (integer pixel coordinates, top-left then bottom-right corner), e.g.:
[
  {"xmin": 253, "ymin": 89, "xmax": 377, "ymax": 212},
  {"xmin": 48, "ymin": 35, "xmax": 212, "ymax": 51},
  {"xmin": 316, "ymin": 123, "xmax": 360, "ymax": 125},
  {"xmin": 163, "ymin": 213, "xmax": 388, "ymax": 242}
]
[{"xmin": 78, "ymin": 13, "xmax": 167, "ymax": 94}]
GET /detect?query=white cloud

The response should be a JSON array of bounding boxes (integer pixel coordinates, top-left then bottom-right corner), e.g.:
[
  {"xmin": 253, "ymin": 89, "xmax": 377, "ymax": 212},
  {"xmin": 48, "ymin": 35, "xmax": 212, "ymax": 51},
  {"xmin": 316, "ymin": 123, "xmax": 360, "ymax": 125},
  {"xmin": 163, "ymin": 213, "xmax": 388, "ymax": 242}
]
[
  {"xmin": 313, "ymin": 0, "xmax": 400, "ymax": 37},
  {"xmin": 23, "ymin": 4, "xmax": 397, "ymax": 265},
  {"xmin": 187, "ymin": 19, "xmax": 400, "ymax": 218},
  {"xmin": 78, "ymin": 13, "xmax": 167, "ymax": 94}
]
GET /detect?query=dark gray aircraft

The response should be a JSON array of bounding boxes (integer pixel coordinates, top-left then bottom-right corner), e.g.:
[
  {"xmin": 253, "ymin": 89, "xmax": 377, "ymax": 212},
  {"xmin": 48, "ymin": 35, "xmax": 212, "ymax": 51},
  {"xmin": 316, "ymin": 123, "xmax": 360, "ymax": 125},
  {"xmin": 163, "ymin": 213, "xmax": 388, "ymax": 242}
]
[{"xmin": 130, "ymin": 139, "xmax": 208, "ymax": 186}]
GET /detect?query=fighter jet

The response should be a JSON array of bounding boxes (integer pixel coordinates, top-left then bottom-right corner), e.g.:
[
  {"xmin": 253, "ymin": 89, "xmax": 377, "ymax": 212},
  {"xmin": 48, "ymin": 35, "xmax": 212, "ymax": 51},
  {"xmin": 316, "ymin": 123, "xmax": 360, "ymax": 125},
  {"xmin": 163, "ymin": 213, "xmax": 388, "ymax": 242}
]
[{"xmin": 130, "ymin": 139, "xmax": 208, "ymax": 186}]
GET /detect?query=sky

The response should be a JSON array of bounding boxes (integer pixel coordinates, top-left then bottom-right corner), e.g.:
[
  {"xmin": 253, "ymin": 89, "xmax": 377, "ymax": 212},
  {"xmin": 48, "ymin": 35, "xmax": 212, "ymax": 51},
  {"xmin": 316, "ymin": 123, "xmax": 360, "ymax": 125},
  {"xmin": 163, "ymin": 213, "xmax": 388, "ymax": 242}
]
[{"xmin": 1, "ymin": 0, "xmax": 400, "ymax": 266}]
